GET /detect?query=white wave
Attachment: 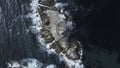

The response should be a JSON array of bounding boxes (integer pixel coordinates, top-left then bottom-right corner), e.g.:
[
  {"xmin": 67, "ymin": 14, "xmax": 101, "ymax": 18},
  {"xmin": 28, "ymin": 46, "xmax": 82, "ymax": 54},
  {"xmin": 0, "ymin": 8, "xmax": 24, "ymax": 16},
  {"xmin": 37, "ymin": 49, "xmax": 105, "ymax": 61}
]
[
  {"xmin": 28, "ymin": 0, "xmax": 46, "ymax": 46},
  {"xmin": 21, "ymin": 58, "xmax": 43, "ymax": 68},
  {"xmin": 7, "ymin": 61, "xmax": 20, "ymax": 68},
  {"xmin": 46, "ymin": 64, "xmax": 56, "ymax": 68},
  {"xmin": 7, "ymin": 58, "xmax": 43, "ymax": 68},
  {"xmin": 55, "ymin": 3, "xmax": 69, "ymax": 9},
  {"xmin": 55, "ymin": 2, "xmax": 69, "ymax": 13},
  {"xmin": 59, "ymin": 53, "xmax": 84, "ymax": 68}
]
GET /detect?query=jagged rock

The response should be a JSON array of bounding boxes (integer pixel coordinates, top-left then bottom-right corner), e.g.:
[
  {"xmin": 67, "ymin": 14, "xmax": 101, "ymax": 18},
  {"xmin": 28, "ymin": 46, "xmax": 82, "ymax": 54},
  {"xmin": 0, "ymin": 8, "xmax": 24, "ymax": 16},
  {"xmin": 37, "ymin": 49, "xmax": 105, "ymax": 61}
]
[
  {"xmin": 40, "ymin": 28, "xmax": 54, "ymax": 43},
  {"xmin": 66, "ymin": 48, "xmax": 80, "ymax": 60},
  {"xmin": 59, "ymin": 38, "xmax": 69, "ymax": 51},
  {"xmin": 44, "ymin": 10, "xmax": 66, "ymax": 41},
  {"xmin": 66, "ymin": 40, "xmax": 81, "ymax": 60},
  {"xmin": 50, "ymin": 41, "xmax": 63, "ymax": 54},
  {"xmin": 56, "ymin": 21, "xmax": 66, "ymax": 36},
  {"xmin": 69, "ymin": 40, "xmax": 82, "ymax": 52}
]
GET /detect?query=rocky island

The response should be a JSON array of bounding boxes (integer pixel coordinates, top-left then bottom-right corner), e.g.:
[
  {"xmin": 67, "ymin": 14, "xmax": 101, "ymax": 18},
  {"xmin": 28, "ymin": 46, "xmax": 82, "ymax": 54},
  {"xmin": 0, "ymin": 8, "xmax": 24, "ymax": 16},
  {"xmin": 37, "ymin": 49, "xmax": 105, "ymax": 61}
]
[{"xmin": 37, "ymin": 0, "xmax": 84, "ymax": 67}]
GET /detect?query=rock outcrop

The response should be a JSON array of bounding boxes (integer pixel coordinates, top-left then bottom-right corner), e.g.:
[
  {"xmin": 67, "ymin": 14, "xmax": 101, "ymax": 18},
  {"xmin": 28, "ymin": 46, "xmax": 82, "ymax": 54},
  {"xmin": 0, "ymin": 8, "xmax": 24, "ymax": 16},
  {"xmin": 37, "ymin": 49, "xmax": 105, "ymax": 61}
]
[{"xmin": 38, "ymin": 0, "xmax": 82, "ymax": 61}]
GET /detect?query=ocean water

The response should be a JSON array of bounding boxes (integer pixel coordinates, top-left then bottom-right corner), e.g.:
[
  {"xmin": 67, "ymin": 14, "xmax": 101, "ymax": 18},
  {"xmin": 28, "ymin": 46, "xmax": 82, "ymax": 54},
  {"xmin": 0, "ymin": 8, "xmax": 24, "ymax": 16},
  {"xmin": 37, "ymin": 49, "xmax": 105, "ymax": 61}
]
[{"xmin": 1, "ymin": 0, "xmax": 119, "ymax": 68}]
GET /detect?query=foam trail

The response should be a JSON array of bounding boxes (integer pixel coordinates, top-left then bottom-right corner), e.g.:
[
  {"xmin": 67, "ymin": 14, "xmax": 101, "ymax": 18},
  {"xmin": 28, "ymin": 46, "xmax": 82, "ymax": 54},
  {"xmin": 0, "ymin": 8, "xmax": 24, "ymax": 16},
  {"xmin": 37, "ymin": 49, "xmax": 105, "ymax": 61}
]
[{"xmin": 28, "ymin": 0, "xmax": 46, "ymax": 46}]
